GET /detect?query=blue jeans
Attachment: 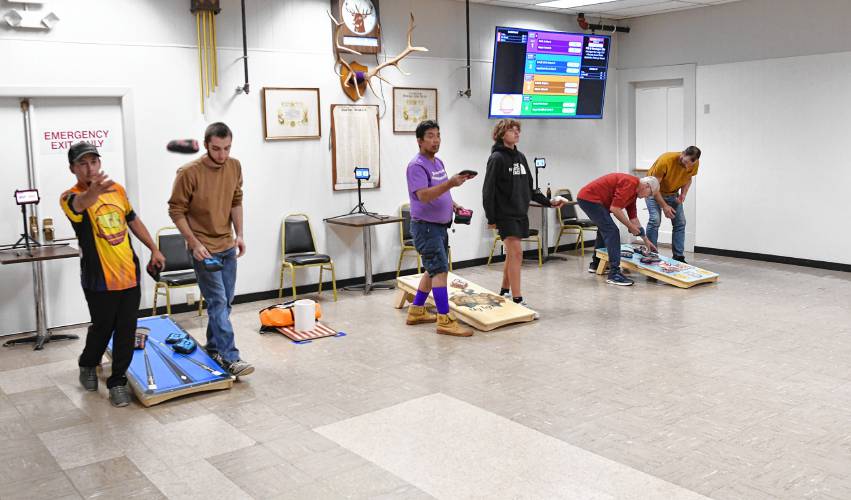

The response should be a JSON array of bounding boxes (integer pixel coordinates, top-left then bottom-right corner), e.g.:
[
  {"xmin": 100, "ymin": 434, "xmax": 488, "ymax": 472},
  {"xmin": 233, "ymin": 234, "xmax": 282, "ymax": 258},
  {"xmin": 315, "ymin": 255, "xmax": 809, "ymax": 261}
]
[
  {"xmin": 577, "ymin": 199, "xmax": 622, "ymax": 275},
  {"xmin": 193, "ymin": 246, "xmax": 240, "ymax": 363},
  {"xmin": 410, "ymin": 220, "xmax": 450, "ymax": 277},
  {"xmin": 646, "ymin": 195, "xmax": 686, "ymax": 257}
]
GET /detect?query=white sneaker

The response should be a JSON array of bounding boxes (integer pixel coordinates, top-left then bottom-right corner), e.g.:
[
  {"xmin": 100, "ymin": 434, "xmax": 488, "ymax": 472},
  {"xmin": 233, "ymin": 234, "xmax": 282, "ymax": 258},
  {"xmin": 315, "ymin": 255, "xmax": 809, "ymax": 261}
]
[{"xmin": 516, "ymin": 300, "xmax": 540, "ymax": 320}]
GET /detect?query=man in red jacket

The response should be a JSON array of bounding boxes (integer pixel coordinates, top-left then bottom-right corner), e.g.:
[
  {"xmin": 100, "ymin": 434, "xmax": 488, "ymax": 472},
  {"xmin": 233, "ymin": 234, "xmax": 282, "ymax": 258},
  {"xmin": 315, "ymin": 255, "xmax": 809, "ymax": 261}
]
[{"xmin": 577, "ymin": 173, "xmax": 659, "ymax": 286}]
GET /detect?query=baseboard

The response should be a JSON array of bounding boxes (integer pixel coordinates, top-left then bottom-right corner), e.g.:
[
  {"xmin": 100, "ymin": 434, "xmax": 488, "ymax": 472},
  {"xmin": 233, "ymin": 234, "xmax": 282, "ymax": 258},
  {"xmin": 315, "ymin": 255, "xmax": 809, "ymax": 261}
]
[
  {"xmin": 138, "ymin": 242, "xmax": 585, "ymax": 317},
  {"xmin": 694, "ymin": 246, "xmax": 851, "ymax": 273}
]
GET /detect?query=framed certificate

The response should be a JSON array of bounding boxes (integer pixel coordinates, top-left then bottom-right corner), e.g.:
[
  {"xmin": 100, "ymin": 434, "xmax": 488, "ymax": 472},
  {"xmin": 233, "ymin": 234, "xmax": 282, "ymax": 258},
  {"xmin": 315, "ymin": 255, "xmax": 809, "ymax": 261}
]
[
  {"xmin": 262, "ymin": 87, "xmax": 321, "ymax": 140},
  {"xmin": 393, "ymin": 87, "xmax": 437, "ymax": 133}
]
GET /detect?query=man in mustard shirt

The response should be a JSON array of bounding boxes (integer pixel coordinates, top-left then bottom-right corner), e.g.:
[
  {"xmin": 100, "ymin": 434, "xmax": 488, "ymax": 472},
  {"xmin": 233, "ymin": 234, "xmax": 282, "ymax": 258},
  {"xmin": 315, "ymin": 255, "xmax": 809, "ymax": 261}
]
[{"xmin": 646, "ymin": 146, "xmax": 701, "ymax": 263}]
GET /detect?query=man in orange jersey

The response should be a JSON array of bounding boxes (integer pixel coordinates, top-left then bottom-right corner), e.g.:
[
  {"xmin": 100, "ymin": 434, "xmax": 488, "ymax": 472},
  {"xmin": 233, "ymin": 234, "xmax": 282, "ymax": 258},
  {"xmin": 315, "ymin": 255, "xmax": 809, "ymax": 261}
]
[{"xmin": 60, "ymin": 142, "xmax": 165, "ymax": 407}]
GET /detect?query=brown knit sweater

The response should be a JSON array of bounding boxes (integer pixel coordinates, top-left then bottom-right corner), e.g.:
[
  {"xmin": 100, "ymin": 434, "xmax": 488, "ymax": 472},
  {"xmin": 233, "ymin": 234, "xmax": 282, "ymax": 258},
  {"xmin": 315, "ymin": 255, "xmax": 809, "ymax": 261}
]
[{"xmin": 168, "ymin": 155, "xmax": 243, "ymax": 253}]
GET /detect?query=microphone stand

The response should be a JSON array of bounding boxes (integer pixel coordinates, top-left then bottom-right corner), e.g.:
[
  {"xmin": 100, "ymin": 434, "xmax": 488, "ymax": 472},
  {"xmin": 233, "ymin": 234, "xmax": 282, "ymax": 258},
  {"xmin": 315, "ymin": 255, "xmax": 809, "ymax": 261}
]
[
  {"xmin": 325, "ymin": 178, "xmax": 384, "ymax": 221},
  {"xmin": 12, "ymin": 204, "xmax": 41, "ymax": 252}
]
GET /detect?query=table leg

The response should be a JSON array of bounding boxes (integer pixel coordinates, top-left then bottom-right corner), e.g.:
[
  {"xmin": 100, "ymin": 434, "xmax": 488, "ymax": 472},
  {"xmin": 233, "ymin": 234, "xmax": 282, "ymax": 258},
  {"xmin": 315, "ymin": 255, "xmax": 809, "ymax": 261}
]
[
  {"xmin": 541, "ymin": 206, "xmax": 566, "ymax": 262},
  {"xmin": 343, "ymin": 225, "xmax": 394, "ymax": 295},
  {"xmin": 363, "ymin": 225, "xmax": 373, "ymax": 293}
]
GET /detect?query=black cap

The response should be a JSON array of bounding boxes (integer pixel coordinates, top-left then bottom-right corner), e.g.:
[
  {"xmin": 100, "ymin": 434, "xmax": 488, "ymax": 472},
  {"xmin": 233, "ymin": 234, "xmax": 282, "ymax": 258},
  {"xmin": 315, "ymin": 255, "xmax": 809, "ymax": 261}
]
[{"xmin": 68, "ymin": 142, "xmax": 101, "ymax": 164}]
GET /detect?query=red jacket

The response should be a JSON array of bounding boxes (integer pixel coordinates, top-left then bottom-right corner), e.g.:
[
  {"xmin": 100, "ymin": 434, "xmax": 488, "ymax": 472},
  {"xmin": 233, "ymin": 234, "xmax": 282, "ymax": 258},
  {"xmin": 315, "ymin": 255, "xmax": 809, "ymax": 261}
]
[{"xmin": 577, "ymin": 173, "xmax": 639, "ymax": 219}]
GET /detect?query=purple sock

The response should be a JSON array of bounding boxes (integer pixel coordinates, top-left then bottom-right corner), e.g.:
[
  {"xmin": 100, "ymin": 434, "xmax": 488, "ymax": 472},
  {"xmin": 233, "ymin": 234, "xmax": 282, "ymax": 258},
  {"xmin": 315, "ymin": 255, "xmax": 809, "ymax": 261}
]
[
  {"xmin": 413, "ymin": 289, "xmax": 429, "ymax": 306},
  {"xmin": 433, "ymin": 287, "xmax": 449, "ymax": 314}
]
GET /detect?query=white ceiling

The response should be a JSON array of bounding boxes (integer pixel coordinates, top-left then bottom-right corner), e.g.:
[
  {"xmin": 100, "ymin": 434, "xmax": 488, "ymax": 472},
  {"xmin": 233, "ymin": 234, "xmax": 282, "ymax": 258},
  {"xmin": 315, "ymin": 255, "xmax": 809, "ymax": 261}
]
[{"xmin": 456, "ymin": 0, "xmax": 743, "ymax": 20}]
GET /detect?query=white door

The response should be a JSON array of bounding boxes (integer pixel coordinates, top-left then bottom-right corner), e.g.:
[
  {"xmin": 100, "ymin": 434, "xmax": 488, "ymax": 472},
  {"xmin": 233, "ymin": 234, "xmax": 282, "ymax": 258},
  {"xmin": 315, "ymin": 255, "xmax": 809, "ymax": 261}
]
[
  {"xmin": 0, "ymin": 98, "xmax": 37, "ymax": 336},
  {"xmin": 29, "ymin": 97, "xmax": 126, "ymax": 329},
  {"xmin": 634, "ymin": 83, "xmax": 685, "ymax": 245}
]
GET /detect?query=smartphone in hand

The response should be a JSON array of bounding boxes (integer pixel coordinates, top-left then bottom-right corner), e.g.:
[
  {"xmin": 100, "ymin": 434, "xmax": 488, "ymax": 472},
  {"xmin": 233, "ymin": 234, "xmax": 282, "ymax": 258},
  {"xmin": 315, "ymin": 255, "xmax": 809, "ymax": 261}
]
[{"xmin": 457, "ymin": 169, "xmax": 478, "ymax": 178}]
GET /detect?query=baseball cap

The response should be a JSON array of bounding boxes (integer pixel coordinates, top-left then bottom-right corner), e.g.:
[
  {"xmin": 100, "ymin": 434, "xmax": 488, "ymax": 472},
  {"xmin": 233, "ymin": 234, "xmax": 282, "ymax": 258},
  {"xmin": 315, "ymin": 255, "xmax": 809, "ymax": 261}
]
[{"xmin": 68, "ymin": 142, "xmax": 101, "ymax": 164}]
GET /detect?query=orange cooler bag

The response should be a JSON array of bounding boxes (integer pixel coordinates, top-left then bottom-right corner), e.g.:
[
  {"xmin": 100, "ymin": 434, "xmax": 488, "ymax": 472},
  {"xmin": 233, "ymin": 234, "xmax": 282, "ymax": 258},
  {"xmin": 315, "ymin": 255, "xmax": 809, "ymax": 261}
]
[{"xmin": 259, "ymin": 302, "xmax": 322, "ymax": 331}]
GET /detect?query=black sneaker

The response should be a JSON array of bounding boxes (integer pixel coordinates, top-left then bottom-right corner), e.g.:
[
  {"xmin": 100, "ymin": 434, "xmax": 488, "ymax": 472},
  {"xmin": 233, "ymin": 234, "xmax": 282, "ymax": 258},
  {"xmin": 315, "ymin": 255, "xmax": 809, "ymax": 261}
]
[
  {"xmin": 108, "ymin": 384, "xmax": 131, "ymax": 407},
  {"xmin": 673, "ymin": 255, "xmax": 687, "ymax": 263},
  {"xmin": 226, "ymin": 359, "xmax": 255, "ymax": 377},
  {"xmin": 79, "ymin": 366, "xmax": 98, "ymax": 392},
  {"xmin": 606, "ymin": 272, "xmax": 635, "ymax": 286},
  {"xmin": 588, "ymin": 261, "xmax": 600, "ymax": 273}
]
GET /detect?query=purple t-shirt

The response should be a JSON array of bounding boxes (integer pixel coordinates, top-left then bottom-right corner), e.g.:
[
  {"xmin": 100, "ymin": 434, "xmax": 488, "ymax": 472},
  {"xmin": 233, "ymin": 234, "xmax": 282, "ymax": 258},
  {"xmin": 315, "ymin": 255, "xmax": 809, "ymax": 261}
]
[{"xmin": 406, "ymin": 153, "xmax": 453, "ymax": 224}]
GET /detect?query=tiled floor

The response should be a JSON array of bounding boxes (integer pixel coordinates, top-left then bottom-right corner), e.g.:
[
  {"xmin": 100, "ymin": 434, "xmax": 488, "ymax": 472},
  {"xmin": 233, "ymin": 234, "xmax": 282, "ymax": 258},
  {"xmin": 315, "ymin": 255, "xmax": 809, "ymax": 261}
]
[{"xmin": 1, "ymin": 251, "xmax": 850, "ymax": 499}]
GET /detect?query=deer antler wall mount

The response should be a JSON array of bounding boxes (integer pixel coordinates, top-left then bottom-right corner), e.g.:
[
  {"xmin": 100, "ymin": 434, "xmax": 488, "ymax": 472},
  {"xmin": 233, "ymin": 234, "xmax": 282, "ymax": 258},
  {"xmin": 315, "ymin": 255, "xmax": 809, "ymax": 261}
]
[{"xmin": 329, "ymin": 7, "xmax": 428, "ymax": 102}]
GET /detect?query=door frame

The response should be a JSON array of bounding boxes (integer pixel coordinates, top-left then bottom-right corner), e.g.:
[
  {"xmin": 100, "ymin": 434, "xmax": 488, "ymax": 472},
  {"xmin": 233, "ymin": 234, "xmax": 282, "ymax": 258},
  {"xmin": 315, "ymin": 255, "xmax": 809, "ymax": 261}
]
[
  {"xmin": 0, "ymin": 86, "xmax": 140, "ymax": 331},
  {"xmin": 616, "ymin": 64, "xmax": 697, "ymax": 252},
  {"xmin": 0, "ymin": 87, "xmax": 139, "ymax": 208}
]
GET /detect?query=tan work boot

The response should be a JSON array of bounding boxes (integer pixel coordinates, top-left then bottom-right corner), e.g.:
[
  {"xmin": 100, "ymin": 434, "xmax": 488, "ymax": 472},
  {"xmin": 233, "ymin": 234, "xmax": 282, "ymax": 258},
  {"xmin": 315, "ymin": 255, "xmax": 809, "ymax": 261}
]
[
  {"xmin": 436, "ymin": 313, "xmax": 473, "ymax": 337},
  {"xmin": 406, "ymin": 305, "xmax": 437, "ymax": 325}
]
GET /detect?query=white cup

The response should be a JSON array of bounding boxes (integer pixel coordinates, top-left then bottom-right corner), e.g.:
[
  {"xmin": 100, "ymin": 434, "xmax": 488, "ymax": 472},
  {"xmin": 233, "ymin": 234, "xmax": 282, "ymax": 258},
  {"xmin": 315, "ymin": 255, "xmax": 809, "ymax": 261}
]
[{"xmin": 294, "ymin": 299, "xmax": 316, "ymax": 332}]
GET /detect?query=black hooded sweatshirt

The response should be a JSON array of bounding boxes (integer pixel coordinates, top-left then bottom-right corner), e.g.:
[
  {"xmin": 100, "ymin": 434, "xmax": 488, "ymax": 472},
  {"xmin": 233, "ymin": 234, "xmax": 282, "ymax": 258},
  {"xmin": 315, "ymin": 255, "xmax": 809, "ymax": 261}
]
[{"xmin": 482, "ymin": 141, "xmax": 551, "ymax": 225}]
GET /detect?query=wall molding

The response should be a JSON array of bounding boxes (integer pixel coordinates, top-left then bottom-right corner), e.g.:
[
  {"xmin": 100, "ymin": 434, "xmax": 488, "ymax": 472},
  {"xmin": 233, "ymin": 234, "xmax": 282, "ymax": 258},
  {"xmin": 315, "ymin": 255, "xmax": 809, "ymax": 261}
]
[{"xmin": 695, "ymin": 246, "xmax": 851, "ymax": 273}]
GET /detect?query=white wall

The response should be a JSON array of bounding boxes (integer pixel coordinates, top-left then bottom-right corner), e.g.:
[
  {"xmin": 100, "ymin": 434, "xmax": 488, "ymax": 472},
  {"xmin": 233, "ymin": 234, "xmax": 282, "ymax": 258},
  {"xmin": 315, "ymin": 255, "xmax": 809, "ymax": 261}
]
[
  {"xmin": 617, "ymin": 0, "xmax": 851, "ymax": 264},
  {"xmin": 0, "ymin": 0, "xmax": 619, "ymax": 314},
  {"xmin": 617, "ymin": 0, "xmax": 851, "ymax": 69},
  {"xmin": 696, "ymin": 53, "xmax": 851, "ymax": 262}
]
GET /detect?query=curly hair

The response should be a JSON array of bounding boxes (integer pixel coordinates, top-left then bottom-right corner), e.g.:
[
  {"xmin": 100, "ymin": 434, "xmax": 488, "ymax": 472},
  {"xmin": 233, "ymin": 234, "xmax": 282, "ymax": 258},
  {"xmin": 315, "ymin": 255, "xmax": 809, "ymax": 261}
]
[{"xmin": 492, "ymin": 119, "xmax": 521, "ymax": 142}]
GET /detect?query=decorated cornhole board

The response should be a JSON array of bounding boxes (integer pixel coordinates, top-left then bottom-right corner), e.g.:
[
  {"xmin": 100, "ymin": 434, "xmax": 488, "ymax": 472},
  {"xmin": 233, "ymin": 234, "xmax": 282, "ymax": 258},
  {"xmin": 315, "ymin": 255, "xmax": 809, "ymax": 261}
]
[
  {"xmin": 595, "ymin": 244, "xmax": 719, "ymax": 288},
  {"xmin": 395, "ymin": 272, "xmax": 537, "ymax": 331},
  {"xmin": 106, "ymin": 316, "xmax": 233, "ymax": 407}
]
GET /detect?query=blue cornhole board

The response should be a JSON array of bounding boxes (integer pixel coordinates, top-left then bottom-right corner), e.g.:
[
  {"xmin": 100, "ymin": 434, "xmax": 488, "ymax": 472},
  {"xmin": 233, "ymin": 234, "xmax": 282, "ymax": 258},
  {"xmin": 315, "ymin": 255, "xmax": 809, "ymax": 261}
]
[
  {"xmin": 106, "ymin": 316, "xmax": 233, "ymax": 406},
  {"xmin": 595, "ymin": 244, "xmax": 719, "ymax": 288}
]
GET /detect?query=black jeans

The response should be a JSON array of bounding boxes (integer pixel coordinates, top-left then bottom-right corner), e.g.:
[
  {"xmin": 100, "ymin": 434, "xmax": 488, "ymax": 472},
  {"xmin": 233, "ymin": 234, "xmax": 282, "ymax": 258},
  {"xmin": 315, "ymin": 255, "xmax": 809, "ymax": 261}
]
[
  {"xmin": 577, "ymin": 199, "xmax": 622, "ymax": 275},
  {"xmin": 79, "ymin": 286, "xmax": 140, "ymax": 388}
]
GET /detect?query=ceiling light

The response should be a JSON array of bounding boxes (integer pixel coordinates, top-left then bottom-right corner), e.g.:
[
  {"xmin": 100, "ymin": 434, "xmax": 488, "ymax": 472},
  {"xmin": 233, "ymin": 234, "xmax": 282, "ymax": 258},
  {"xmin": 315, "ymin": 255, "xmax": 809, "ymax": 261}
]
[
  {"xmin": 536, "ymin": 0, "xmax": 618, "ymax": 8},
  {"xmin": 3, "ymin": 9, "xmax": 23, "ymax": 27},
  {"xmin": 2, "ymin": 6, "xmax": 60, "ymax": 30}
]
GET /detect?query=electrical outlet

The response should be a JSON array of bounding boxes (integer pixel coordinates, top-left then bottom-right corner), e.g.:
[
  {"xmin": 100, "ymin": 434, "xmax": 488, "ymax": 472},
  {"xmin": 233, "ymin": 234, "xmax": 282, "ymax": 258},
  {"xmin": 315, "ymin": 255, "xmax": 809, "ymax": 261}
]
[
  {"xmin": 186, "ymin": 292, "xmax": 195, "ymax": 306},
  {"xmin": 704, "ymin": 103, "xmax": 711, "ymax": 114}
]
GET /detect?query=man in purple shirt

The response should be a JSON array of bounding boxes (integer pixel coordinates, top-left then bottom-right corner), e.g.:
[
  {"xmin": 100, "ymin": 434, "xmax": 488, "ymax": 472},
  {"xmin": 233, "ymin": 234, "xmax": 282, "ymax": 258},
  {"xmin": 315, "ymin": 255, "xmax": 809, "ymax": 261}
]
[{"xmin": 405, "ymin": 120, "xmax": 474, "ymax": 336}]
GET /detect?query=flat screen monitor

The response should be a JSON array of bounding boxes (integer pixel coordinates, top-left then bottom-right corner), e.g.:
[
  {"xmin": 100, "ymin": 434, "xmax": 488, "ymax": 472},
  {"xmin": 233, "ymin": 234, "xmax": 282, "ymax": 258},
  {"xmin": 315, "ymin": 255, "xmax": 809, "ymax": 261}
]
[
  {"xmin": 488, "ymin": 27, "xmax": 611, "ymax": 119},
  {"xmin": 354, "ymin": 167, "xmax": 370, "ymax": 180},
  {"xmin": 14, "ymin": 189, "xmax": 40, "ymax": 205}
]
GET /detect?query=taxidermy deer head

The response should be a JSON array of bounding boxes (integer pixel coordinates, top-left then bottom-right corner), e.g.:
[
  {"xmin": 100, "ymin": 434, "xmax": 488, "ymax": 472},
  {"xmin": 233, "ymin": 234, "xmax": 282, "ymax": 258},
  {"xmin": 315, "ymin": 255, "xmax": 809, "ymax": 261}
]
[
  {"xmin": 346, "ymin": 3, "xmax": 372, "ymax": 33},
  {"xmin": 329, "ymin": 12, "xmax": 428, "ymax": 102}
]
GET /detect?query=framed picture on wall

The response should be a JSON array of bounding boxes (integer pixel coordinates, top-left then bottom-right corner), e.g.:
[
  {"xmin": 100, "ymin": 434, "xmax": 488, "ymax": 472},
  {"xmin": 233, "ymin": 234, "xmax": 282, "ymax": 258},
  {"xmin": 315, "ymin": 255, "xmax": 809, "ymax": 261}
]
[
  {"xmin": 262, "ymin": 87, "xmax": 321, "ymax": 140},
  {"xmin": 393, "ymin": 87, "xmax": 437, "ymax": 133},
  {"xmin": 331, "ymin": 104, "xmax": 380, "ymax": 191}
]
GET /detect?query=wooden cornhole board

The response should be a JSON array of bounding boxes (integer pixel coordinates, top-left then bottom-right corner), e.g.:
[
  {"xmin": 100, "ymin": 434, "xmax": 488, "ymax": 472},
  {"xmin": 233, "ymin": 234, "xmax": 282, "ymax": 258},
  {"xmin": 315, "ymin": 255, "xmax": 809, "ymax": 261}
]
[
  {"xmin": 595, "ymin": 244, "xmax": 719, "ymax": 288},
  {"xmin": 395, "ymin": 272, "xmax": 537, "ymax": 331},
  {"xmin": 106, "ymin": 316, "xmax": 233, "ymax": 407}
]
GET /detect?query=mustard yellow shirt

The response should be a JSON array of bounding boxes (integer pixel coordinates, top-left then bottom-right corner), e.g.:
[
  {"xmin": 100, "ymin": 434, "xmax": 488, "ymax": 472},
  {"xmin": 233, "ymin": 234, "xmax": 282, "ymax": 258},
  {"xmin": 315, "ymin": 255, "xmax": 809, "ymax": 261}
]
[{"xmin": 648, "ymin": 152, "xmax": 699, "ymax": 196}]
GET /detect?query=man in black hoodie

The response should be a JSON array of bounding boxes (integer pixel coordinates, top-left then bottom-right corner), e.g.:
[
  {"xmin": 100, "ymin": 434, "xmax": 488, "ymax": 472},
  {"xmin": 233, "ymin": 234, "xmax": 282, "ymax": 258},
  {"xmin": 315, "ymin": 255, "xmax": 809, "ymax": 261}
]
[{"xmin": 482, "ymin": 119, "xmax": 565, "ymax": 315}]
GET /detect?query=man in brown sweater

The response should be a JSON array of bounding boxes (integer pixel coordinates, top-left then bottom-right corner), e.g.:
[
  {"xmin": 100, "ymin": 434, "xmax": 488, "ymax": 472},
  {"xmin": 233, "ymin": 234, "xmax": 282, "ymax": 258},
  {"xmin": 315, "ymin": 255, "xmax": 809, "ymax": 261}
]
[{"xmin": 168, "ymin": 122, "xmax": 253, "ymax": 377}]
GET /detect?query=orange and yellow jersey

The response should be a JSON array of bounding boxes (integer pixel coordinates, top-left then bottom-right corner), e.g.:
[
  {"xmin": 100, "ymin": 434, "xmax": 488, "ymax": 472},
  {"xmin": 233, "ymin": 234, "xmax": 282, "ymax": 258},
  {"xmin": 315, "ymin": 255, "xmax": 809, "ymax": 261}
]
[{"xmin": 60, "ymin": 182, "xmax": 139, "ymax": 291}]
